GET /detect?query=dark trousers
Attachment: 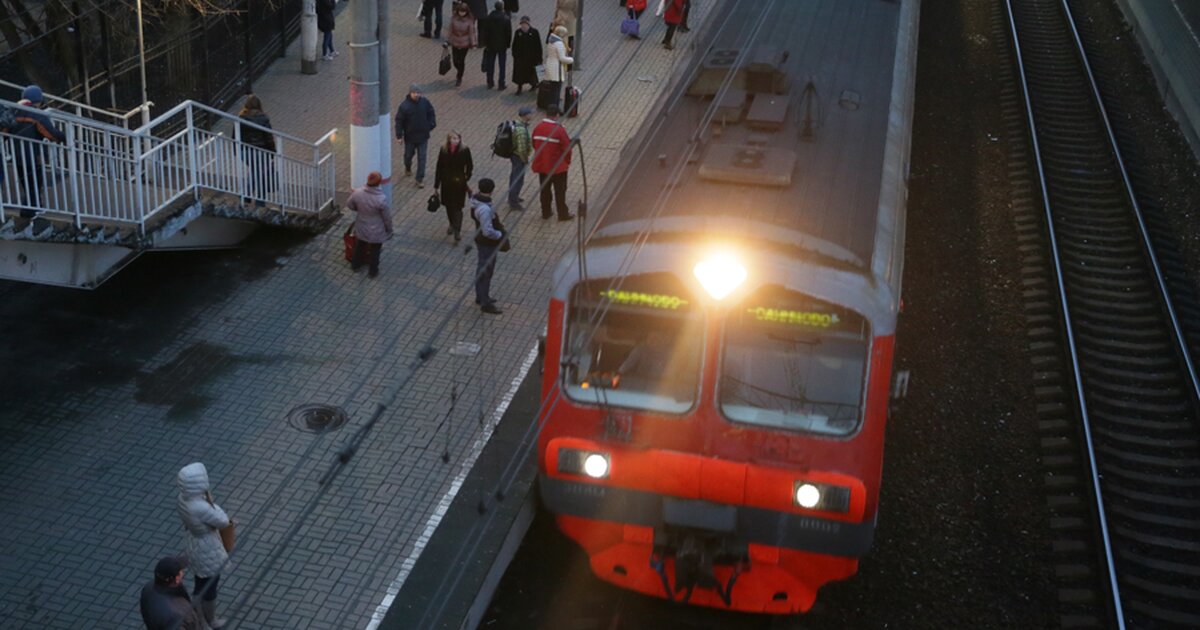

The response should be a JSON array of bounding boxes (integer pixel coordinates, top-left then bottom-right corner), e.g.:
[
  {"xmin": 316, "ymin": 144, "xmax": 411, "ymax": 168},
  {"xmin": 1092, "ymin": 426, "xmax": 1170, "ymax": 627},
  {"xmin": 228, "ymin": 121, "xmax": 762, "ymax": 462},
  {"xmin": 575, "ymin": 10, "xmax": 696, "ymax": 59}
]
[
  {"xmin": 508, "ymin": 155, "xmax": 525, "ymax": 205},
  {"xmin": 193, "ymin": 574, "xmax": 219, "ymax": 602},
  {"xmin": 14, "ymin": 156, "xmax": 44, "ymax": 217},
  {"xmin": 422, "ymin": 0, "xmax": 443, "ymax": 37},
  {"xmin": 445, "ymin": 203, "xmax": 464, "ymax": 234},
  {"xmin": 538, "ymin": 172, "xmax": 569, "ymax": 219},
  {"xmin": 322, "ymin": 30, "xmax": 334, "ymax": 55},
  {"xmin": 452, "ymin": 46, "xmax": 469, "ymax": 80},
  {"xmin": 351, "ymin": 240, "xmax": 383, "ymax": 275},
  {"xmin": 663, "ymin": 23, "xmax": 678, "ymax": 45},
  {"xmin": 403, "ymin": 140, "xmax": 429, "ymax": 181},
  {"xmin": 475, "ymin": 242, "xmax": 498, "ymax": 306},
  {"xmin": 682, "ymin": 0, "xmax": 691, "ymax": 28},
  {"xmin": 483, "ymin": 49, "xmax": 507, "ymax": 88}
]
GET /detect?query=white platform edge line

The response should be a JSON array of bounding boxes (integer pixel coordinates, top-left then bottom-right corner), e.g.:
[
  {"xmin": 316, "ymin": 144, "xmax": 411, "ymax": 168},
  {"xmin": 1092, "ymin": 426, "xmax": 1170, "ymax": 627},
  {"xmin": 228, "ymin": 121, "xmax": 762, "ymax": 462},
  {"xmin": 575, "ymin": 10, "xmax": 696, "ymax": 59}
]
[{"xmin": 364, "ymin": 342, "xmax": 540, "ymax": 630}]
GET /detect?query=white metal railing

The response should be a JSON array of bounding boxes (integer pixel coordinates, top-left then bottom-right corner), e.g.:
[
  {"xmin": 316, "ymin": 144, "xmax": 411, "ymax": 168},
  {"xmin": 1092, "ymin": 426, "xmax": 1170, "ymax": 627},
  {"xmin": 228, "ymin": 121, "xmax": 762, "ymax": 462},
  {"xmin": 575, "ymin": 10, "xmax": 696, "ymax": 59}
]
[
  {"xmin": 0, "ymin": 97, "xmax": 337, "ymax": 235},
  {"xmin": 0, "ymin": 78, "xmax": 150, "ymax": 129}
]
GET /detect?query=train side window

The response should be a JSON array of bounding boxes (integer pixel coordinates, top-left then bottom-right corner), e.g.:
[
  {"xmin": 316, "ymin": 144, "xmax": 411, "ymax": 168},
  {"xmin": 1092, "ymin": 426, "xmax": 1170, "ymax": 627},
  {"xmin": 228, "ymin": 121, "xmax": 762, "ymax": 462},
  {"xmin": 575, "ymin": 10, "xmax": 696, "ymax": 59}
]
[
  {"xmin": 562, "ymin": 276, "xmax": 703, "ymax": 415},
  {"xmin": 719, "ymin": 288, "xmax": 869, "ymax": 436}
]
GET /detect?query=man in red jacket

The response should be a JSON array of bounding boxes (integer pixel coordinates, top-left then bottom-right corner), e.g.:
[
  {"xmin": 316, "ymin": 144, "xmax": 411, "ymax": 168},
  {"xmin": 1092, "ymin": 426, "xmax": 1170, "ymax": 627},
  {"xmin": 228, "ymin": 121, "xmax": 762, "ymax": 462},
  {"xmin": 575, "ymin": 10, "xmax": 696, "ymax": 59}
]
[{"xmin": 530, "ymin": 104, "xmax": 575, "ymax": 221}]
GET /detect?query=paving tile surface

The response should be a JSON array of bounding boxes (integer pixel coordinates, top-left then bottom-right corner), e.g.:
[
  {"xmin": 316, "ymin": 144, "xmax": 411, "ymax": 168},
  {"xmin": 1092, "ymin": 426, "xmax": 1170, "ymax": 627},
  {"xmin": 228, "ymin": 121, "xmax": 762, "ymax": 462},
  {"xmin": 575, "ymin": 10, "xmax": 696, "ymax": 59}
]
[{"xmin": 0, "ymin": 0, "xmax": 715, "ymax": 628}]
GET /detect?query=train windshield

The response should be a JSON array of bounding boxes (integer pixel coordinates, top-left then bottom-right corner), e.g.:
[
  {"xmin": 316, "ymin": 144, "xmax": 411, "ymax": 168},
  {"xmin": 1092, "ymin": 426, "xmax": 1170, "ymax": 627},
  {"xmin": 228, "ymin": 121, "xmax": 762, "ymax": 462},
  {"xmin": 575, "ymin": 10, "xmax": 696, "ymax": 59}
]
[
  {"xmin": 562, "ymin": 275, "xmax": 703, "ymax": 414},
  {"xmin": 720, "ymin": 288, "xmax": 870, "ymax": 436}
]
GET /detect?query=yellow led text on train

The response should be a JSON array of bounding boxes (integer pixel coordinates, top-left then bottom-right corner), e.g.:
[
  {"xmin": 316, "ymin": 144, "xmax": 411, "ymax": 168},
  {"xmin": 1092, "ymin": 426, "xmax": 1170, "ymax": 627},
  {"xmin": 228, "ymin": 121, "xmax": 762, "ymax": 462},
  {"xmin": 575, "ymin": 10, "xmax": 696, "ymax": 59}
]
[
  {"xmin": 600, "ymin": 290, "xmax": 689, "ymax": 310},
  {"xmin": 748, "ymin": 308, "xmax": 840, "ymax": 328}
]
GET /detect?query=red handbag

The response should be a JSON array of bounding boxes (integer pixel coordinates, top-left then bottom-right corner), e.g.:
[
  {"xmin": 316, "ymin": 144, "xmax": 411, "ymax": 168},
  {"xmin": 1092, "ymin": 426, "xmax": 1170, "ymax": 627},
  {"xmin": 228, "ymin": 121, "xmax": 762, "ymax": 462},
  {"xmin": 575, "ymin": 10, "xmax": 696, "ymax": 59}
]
[{"xmin": 343, "ymin": 223, "xmax": 356, "ymax": 261}]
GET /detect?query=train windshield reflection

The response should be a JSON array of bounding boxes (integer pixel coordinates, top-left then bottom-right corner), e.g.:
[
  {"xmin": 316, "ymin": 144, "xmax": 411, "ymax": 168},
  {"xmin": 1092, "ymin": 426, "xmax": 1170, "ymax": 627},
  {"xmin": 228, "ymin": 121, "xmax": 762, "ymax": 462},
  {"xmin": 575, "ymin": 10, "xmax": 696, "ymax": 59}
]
[
  {"xmin": 563, "ymin": 277, "xmax": 703, "ymax": 414},
  {"xmin": 720, "ymin": 289, "xmax": 869, "ymax": 436}
]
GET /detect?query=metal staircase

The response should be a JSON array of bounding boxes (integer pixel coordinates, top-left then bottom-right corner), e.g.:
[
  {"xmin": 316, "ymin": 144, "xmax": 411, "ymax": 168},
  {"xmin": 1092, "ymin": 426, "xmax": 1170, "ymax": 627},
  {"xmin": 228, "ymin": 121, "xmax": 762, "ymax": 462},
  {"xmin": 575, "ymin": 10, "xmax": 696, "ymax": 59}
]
[{"xmin": 0, "ymin": 89, "xmax": 337, "ymax": 288}]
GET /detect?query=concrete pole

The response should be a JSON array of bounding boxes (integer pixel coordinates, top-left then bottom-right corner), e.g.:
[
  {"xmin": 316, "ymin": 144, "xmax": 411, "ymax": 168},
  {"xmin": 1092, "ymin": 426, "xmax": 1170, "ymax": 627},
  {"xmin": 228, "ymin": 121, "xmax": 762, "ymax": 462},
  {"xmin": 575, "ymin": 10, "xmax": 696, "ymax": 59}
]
[
  {"xmin": 349, "ymin": 0, "xmax": 381, "ymax": 191},
  {"xmin": 575, "ymin": 0, "xmax": 583, "ymax": 72},
  {"xmin": 301, "ymin": 0, "xmax": 318, "ymax": 75},
  {"xmin": 377, "ymin": 0, "xmax": 392, "ymax": 206}
]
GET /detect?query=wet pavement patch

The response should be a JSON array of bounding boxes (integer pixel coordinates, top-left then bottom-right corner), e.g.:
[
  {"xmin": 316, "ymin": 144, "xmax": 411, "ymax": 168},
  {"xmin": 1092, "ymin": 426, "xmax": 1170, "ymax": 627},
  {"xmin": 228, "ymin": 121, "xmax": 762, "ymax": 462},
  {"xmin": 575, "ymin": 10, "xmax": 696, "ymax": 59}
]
[{"xmin": 286, "ymin": 403, "xmax": 348, "ymax": 433}]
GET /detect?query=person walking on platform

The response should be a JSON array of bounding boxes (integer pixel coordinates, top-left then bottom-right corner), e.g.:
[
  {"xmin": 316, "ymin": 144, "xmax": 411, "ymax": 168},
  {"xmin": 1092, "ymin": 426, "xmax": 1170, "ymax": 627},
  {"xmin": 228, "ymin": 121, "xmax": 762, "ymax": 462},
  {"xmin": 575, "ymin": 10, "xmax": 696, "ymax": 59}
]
[
  {"xmin": 540, "ymin": 26, "xmax": 573, "ymax": 111},
  {"xmin": 176, "ymin": 463, "xmax": 231, "ymax": 630},
  {"xmin": 317, "ymin": 0, "xmax": 337, "ymax": 59},
  {"xmin": 396, "ymin": 84, "xmax": 437, "ymax": 187},
  {"xmin": 237, "ymin": 94, "xmax": 276, "ymax": 207},
  {"xmin": 660, "ymin": 0, "xmax": 686, "ymax": 50},
  {"xmin": 471, "ymin": 178, "xmax": 506, "ymax": 315},
  {"xmin": 348, "ymin": 172, "xmax": 393, "ymax": 277},
  {"xmin": 510, "ymin": 16, "xmax": 541, "ymax": 95},
  {"xmin": 447, "ymin": 2, "xmax": 478, "ymax": 87},
  {"xmin": 625, "ymin": 0, "xmax": 647, "ymax": 39},
  {"xmin": 434, "ymin": 131, "xmax": 474, "ymax": 243},
  {"xmin": 9, "ymin": 85, "xmax": 65, "ymax": 217},
  {"xmin": 140, "ymin": 556, "xmax": 202, "ymax": 630},
  {"xmin": 480, "ymin": 1, "xmax": 512, "ymax": 90},
  {"xmin": 507, "ymin": 105, "xmax": 534, "ymax": 209},
  {"xmin": 420, "ymin": 0, "xmax": 444, "ymax": 39},
  {"xmin": 531, "ymin": 104, "xmax": 574, "ymax": 222}
]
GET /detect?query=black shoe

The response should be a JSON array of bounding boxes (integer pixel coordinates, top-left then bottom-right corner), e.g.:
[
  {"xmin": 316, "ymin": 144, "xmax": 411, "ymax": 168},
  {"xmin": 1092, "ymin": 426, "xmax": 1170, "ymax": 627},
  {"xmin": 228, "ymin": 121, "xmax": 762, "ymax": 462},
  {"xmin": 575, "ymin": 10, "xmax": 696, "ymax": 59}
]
[
  {"xmin": 680, "ymin": 26, "xmax": 690, "ymax": 33},
  {"xmin": 498, "ymin": 83, "xmax": 507, "ymax": 90},
  {"xmin": 542, "ymin": 213, "xmax": 552, "ymax": 220},
  {"xmin": 454, "ymin": 231, "xmax": 461, "ymax": 243},
  {"xmin": 446, "ymin": 226, "xmax": 454, "ymax": 235},
  {"xmin": 367, "ymin": 270, "xmax": 379, "ymax": 278},
  {"xmin": 419, "ymin": 32, "xmax": 432, "ymax": 38},
  {"xmin": 516, "ymin": 86, "xmax": 523, "ymax": 95},
  {"xmin": 663, "ymin": 42, "xmax": 674, "ymax": 50},
  {"xmin": 557, "ymin": 213, "xmax": 575, "ymax": 221},
  {"xmin": 351, "ymin": 264, "xmax": 363, "ymax": 272},
  {"xmin": 481, "ymin": 303, "xmax": 503, "ymax": 315},
  {"xmin": 509, "ymin": 201, "xmax": 524, "ymax": 210},
  {"xmin": 455, "ymin": 77, "xmax": 462, "ymax": 87}
]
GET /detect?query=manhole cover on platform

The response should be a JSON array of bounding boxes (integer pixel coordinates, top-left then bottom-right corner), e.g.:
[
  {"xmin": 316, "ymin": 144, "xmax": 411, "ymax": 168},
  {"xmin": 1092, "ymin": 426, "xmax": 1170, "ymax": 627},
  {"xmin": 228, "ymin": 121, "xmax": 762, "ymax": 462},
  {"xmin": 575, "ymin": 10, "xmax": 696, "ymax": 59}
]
[{"xmin": 286, "ymin": 404, "xmax": 348, "ymax": 433}]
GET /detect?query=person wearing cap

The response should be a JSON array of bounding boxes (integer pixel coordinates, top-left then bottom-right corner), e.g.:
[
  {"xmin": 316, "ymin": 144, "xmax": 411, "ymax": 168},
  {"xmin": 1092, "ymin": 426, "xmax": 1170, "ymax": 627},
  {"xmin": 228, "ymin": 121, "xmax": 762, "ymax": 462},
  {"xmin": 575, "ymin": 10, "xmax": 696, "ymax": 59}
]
[
  {"xmin": 9, "ymin": 84, "xmax": 66, "ymax": 217},
  {"xmin": 507, "ymin": 105, "xmax": 534, "ymax": 209},
  {"xmin": 480, "ymin": 1, "xmax": 512, "ymax": 91},
  {"xmin": 396, "ymin": 84, "xmax": 437, "ymax": 187},
  {"xmin": 541, "ymin": 25, "xmax": 573, "ymax": 111},
  {"xmin": 140, "ymin": 556, "xmax": 203, "ymax": 630},
  {"xmin": 446, "ymin": 2, "xmax": 478, "ymax": 88},
  {"xmin": 347, "ymin": 172, "xmax": 393, "ymax": 277},
  {"xmin": 510, "ymin": 16, "xmax": 541, "ymax": 95},
  {"xmin": 471, "ymin": 178, "xmax": 506, "ymax": 314},
  {"xmin": 531, "ymin": 104, "xmax": 574, "ymax": 221},
  {"xmin": 176, "ymin": 463, "xmax": 231, "ymax": 629}
]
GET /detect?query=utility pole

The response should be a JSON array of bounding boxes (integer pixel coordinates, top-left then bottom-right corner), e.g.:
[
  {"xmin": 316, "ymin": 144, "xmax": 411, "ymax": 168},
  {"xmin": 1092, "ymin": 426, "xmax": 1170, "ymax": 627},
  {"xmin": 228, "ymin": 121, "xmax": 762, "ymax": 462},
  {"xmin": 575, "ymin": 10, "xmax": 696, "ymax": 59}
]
[
  {"xmin": 349, "ymin": 0, "xmax": 381, "ymax": 191},
  {"xmin": 575, "ymin": 0, "xmax": 583, "ymax": 71},
  {"xmin": 377, "ymin": 0, "xmax": 392, "ymax": 205},
  {"xmin": 301, "ymin": 0, "xmax": 318, "ymax": 75}
]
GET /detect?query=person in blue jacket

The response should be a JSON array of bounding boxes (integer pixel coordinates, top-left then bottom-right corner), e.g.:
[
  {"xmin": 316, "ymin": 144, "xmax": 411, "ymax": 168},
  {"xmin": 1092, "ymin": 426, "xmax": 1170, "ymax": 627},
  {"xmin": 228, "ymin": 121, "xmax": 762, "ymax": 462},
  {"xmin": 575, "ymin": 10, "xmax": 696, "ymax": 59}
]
[
  {"xmin": 10, "ymin": 85, "xmax": 66, "ymax": 217},
  {"xmin": 395, "ymin": 84, "xmax": 437, "ymax": 188}
]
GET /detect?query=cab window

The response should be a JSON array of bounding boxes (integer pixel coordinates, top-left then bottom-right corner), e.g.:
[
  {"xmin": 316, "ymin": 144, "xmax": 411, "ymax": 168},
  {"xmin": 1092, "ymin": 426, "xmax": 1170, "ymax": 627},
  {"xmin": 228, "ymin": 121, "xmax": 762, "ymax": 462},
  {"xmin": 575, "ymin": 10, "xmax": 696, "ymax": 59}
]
[
  {"xmin": 719, "ymin": 287, "xmax": 869, "ymax": 436},
  {"xmin": 562, "ymin": 275, "xmax": 703, "ymax": 414}
]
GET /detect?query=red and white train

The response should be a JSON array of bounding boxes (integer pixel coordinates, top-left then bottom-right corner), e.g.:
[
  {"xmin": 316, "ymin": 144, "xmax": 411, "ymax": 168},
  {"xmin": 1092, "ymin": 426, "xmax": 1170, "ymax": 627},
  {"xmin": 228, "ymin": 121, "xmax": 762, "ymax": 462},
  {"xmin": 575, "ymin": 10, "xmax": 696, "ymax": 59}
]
[{"xmin": 537, "ymin": 0, "xmax": 919, "ymax": 614}]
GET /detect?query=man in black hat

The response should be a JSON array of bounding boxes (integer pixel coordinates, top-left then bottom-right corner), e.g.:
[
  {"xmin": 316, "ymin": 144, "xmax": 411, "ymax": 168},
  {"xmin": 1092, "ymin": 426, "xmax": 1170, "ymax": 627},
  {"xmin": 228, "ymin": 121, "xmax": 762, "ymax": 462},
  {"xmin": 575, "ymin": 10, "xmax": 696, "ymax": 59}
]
[{"xmin": 140, "ymin": 556, "xmax": 203, "ymax": 630}]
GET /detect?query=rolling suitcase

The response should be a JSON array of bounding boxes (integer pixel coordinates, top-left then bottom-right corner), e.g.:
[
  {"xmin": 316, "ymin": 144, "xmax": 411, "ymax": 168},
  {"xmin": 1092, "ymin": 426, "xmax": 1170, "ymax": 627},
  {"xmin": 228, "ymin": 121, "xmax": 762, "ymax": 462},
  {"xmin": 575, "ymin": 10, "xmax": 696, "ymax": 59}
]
[
  {"xmin": 563, "ymin": 85, "xmax": 581, "ymax": 118},
  {"xmin": 537, "ymin": 80, "xmax": 559, "ymax": 111}
]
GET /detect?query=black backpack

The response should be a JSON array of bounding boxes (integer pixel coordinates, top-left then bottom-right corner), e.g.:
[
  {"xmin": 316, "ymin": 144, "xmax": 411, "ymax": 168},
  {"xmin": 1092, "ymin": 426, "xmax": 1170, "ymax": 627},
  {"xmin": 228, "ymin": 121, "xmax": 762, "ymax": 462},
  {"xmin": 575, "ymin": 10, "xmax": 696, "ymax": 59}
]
[{"xmin": 491, "ymin": 120, "xmax": 515, "ymax": 158}]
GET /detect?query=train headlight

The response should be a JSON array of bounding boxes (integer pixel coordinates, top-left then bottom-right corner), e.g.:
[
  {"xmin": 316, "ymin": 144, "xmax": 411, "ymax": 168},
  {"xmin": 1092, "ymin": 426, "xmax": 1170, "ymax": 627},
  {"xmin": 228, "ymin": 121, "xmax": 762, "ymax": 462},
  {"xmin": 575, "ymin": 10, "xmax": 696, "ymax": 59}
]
[
  {"xmin": 694, "ymin": 252, "xmax": 746, "ymax": 300},
  {"xmin": 557, "ymin": 447, "xmax": 611, "ymax": 479},
  {"xmin": 792, "ymin": 481, "xmax": 851, "ymax": 513}
]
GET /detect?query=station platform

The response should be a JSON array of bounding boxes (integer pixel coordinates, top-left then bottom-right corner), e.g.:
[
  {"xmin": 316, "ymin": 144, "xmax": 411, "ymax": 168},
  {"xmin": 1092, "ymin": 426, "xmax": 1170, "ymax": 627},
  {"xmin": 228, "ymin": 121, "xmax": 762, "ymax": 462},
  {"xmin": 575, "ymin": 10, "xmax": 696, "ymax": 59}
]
[
  {"xmin": 0, "ymin": 1, "xmax": 719, "ymax": 629},
  {"xmin": 1118, "ymin": 0, "xmax": 1200, "ymax": 158}
]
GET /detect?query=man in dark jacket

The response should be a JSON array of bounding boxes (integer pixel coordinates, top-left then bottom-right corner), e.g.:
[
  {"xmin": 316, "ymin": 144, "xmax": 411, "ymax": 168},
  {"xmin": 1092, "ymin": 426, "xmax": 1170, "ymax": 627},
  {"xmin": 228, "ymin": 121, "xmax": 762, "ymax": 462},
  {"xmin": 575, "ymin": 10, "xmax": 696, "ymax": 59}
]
[
  {"xmin": 480, "ymin": 2, "xmax": 512, "ymax": 90},
  {"xmin": 395, "ymin": 84, "xmax": 437, "ymax": 187},
  {"xmin": 471, "ymin": 178, "xmax": 505, "ymax": 315},
  {"xmin": 10, "ymin": 85, "xmax": 66, "ymax": 217},
  {"xmin": 420, "ymin": 0, "xmax": 444, "ymax": 39},
  {"xmin": 140, "ymin": 556, "xmax": 202, "ymax": 630}
]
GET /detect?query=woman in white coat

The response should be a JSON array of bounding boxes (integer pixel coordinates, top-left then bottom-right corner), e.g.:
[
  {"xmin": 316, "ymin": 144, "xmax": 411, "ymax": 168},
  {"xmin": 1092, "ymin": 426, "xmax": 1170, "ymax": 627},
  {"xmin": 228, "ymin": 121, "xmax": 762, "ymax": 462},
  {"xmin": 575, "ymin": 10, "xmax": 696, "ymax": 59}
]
[
  {"xmin": 177, "ymin": 462, "xmax": 231, "ymax": 629},
  {"xmin": 540, "ymin": 25, "xmax": 574, "ymax": 111}
]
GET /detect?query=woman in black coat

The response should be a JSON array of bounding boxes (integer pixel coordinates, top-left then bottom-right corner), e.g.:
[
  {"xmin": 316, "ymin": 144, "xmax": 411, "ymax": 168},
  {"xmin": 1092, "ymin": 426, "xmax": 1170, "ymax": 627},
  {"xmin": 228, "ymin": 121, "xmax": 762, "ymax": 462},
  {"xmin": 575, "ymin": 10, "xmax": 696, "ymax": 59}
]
[
  {"xmin": 510, "ymin": 16, "xmax": 541, "ymax": 94},
  {"xmin": 434, "ymin": 131, "xmax": 474, "ymax": 242},
  {"xmin": 317, "ymin": 0, "xmax": 337, "ymax": 59},
  {"xmin": 237, "ymin": 94, "xmax": 276, "ymax": 207}
]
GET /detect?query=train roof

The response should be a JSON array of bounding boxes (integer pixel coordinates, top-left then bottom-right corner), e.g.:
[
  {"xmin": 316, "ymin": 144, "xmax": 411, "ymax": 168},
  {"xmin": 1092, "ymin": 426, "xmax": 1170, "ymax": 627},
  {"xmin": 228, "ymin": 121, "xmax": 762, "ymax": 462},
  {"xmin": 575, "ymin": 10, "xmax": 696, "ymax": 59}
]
[{"xmin": 590, "ymin": 0, "xmax": 915, "ymax": 286}]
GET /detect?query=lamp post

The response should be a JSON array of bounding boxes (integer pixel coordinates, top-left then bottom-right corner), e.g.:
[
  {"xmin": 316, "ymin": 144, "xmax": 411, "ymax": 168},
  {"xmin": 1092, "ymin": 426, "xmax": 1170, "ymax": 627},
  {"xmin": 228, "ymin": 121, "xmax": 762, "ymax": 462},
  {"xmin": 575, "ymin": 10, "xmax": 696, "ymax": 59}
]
[{"xmin": 136, "ymin": 0, "xmax": 149, "ymax": 125}]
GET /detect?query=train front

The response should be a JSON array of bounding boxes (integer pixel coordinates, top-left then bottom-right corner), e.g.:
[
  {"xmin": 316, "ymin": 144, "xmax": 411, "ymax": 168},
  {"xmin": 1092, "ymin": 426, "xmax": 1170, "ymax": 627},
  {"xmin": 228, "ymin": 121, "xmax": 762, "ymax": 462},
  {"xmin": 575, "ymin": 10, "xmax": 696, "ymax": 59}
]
[{"xmin": 536, "ymin": 239, "xmax": 897, "ymax": 614}]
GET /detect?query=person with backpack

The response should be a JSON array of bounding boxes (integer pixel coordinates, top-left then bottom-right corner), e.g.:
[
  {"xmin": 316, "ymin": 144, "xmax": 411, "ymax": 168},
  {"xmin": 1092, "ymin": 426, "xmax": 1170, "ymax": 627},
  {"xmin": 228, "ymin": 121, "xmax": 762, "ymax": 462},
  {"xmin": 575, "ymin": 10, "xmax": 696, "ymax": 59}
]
[
  {"xmin": 434, "ymin": 131, "xmax": 474, "ymax": 243},
  {"xmin": 471, "ymin": 178, "xmax": 506, "ymax": 315},
  {"xmin": 510, "ymin": 16, "xmax": 541, "ymax": 95},
  {"xmin": 480, "ymin": 1, "xmax": 512, "ymax": 90},
  {"xmin": 493, "ymin": 105, "xmax": 534, "ymax": 209},
  {"xmin": 9, "ymin": 85, "xmax": 66, "ymax": 217}
]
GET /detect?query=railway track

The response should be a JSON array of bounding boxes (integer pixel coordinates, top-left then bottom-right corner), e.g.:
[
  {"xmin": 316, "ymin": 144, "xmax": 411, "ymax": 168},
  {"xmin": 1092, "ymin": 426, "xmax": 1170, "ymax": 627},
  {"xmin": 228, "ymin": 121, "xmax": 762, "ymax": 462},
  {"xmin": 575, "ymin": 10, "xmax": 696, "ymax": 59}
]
[{"xmin": 999, "ymin": 0, "xmax": 1200, "ymax": 627}]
